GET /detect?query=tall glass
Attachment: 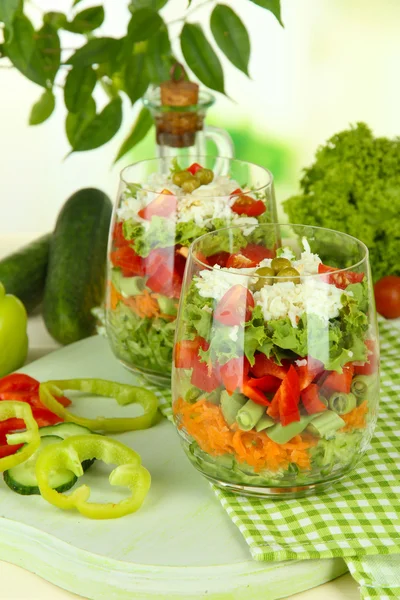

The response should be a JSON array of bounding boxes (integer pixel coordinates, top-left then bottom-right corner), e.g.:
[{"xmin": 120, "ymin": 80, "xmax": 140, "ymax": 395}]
[
  {"xmin": 105, "ymin": 157, "xmax": 277, "ymax": 384},
  {"xmin": 172, "ymin": 224, "xmax": 380, "ymax": 498}
]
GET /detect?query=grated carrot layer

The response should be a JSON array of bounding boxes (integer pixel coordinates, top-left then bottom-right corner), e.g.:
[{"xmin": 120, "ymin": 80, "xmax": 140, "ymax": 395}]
[
  {"xmin": 340, "ymin": 400, "xmax": 368, "ymax": 432},
  {"xmin": 109, "ymin": 282, "xmax": 177, "ymax": 321},
  {"xmin": 174, "ymin": 398, "xmax": 317, "ymax": 472}
]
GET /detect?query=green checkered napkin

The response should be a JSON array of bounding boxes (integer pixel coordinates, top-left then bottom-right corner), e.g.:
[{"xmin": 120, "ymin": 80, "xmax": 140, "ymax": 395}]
[{"xmin": 142, "ymin": 319, "xmax": 400, "ymax": 599}]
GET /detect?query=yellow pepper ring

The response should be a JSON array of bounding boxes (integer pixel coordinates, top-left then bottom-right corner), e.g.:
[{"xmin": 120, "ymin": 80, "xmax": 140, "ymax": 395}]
[
  {"xmin": 39, "ymin": 379, "xmax": 158, "ymax": 433},
  {"xmin": 0, "ymin": 401, "xmax": 40, "ymax": 472},
  {"xmin": 35, "ymin": 435, "xmax": 151, "ymax": 519}
]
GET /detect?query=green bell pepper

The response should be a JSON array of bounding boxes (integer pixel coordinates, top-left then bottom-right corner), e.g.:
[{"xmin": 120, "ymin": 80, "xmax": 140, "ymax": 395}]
[
  {"xmin": 0, "ymin": 283, "xmax": 28, "ymax": 377},
  {"xmin": 36, "ymin": 434, "xmax": 151, "ymax": 519},
  {"xmin": 39, "ymin": 379, "xmax": 158, "ymax": 432}
]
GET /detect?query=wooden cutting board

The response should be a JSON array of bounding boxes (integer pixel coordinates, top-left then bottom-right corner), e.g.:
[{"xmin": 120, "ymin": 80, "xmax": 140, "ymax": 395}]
[{"xmin": 0, "ymin": 336, "xmax": 347, "ymax": 600}]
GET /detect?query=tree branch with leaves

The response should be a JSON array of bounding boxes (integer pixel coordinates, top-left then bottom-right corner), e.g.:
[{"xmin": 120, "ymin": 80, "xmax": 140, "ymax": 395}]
[{"xmin": 0, "ymin": 0, "xmax": 283, "ymax": 161}]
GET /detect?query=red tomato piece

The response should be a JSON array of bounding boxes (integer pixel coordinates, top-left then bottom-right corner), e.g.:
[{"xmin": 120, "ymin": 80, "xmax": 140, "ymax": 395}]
[
  {"xmin": 112, "ymin": 222, "xmax": 129, "ymax": 248},
  {"xmin": 295, "ymin": 357, "xmax": 325, "ymax": 391},
  {"xmin": 138, "ymin": 190, "xmax": 177, "ymax": 220},
  {"xmin": 374, "ymin": 276, "xmax": 400, "ymax": 319},
  {"xmin": 110, "ymin": 246, "xmax": 145, "ymax": 277},
  {"xmin": 240, "ymin": 244, "xmax": 275, "ymax": 264},
  {"xmin": 220, "ymin": 356, "xmax": 250, "ymax": 395},
  {"xmin": 226, "ymin": 253, "xmax": 256, "ymax": 269},
  {"xmin": 267, "ymin": 365, "xmax": 300, "ymax": 426},
  {"xmin": 175, "ymin": 337, "xmax": 209, "ymax": 369},
  {"xmin": 230, "ymin": 189, "xmax": 266, "ymax": 217},
  {"xmin": 354, "ymin": 339, "xmax": 378, "ymax": 376},
  {"xmin": 301, "ymin": 383, "xmax": 327, "ymax": 415},
  {"xmin": 207, "ymin": 252, "xmax": 230, "ymax": 268},
  {"xmin": 246, "ymin": 374, "xmax": 281, "ymax": 393},
  {"xmin": 323, "ymin": 363, "xmax": 354, "ymax": 394},
  {"xmin": 318, "ymin": 263, "xmax": 364, "ymax": 290},
  {"xmin": 214, "ymin": 285, "xmax": 254, "ymax": 326},
  {"xmin": 251, "ymin": 354, "xmax": 288, "ymax": 380},
  {"xmin": 187, "ymin": 163, "xmax": 203, "ymax": 175},
  {"xmin": 242, "ymin": 383, "xmax": 271, "ymax": 406},
  {"xmin": 190, "ymin": 360, "xmax": 220, "ymax": 393},
  {"xmin": 0, "ymin": 374, "xmax": 39, "ymax": 393}
]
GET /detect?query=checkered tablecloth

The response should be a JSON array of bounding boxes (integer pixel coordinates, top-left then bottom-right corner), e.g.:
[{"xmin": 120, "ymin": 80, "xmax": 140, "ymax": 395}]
[{"xmin": 146, "ymin": 318, "xmax": 400, "ymax": 599}]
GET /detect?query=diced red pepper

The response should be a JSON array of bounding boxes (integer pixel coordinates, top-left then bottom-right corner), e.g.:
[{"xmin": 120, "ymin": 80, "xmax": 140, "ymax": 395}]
[
  {"xmin": 138, "ymin": 189, "xmax": 177, "ymax": 220},
  {"xmin": 246, "ymin": 374, "xmax": 281, "ymax": 393},
  {"xmin": 230, "ymin": 189, "xmax": 266, "ymax": 217},
  {"xmin": 110, "ymin": 246, "xmax": 145, "ymax": 277},
  {"xmin": 0, "ymin": 374, "xmax": 39, "ymax": 393},
  {"xmin": 267, "ymin": 365, "xmax": 300, "ymax": 425},
  {"xmin": 220, "ymin": 356, "xmax": 250, "ymax": 395},
  {"xmin": 242, "ymin": 383, "xmax": 271, "ymax": 406},
  {"xmin": 175, "ymin": 337, "xmax": 209, "ymax": 369},
  {"xmin": 354, "ymin": 339, "xmax": 378, "ymax": 376},
  {"xmin": 318, "ymin": 263, "xmax": 364, "ymax": 290},
  {"xmin": 295, "ymin": 357, "xmax": 325, "ymax": 391},
  {"xmin": 190, "ymin": 360, "xmax": 220, "ymax": 393},
  {"xmin": 240, "ymin": 244, "xmax": 275, "ymax": 264},
  {"xmin": 301, "ymin": 383, "xmax": 327, "ymax": 415},
  {"xmin": 251, "ymin": 354, "xmax": 288, "ymax": 380},
  {"xmin": 214, "ymin": 285, "xmax": 254, "ymax": 326},
  {"xmin": 187, "ymin": 163, "xmax": 203, "ymax": 175},
  {"xmin": 112, "ymin": 222, "xmax": 129, "ymax": 248},
  {"xmin": 323, "ymin": 363, "xmax": 354, "ymax": 394}
]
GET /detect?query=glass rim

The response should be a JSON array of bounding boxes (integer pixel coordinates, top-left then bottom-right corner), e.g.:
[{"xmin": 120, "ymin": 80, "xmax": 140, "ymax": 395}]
[
  {"xmin": 143, "ymin": 88, "xmax": 216, "ymax": 112},
  {"xmin": 119, "ymin": 156, "xmax": 274, "ymax": 198},
  {"xmin": 189, "ymin": 222, "xmax": 370, "ymax": 278}
]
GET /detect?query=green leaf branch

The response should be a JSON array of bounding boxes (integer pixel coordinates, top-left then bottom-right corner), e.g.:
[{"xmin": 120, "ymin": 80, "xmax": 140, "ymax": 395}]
[{"xmin": 0, "ymin": 0, "xmax": 283, "ymax": 160}]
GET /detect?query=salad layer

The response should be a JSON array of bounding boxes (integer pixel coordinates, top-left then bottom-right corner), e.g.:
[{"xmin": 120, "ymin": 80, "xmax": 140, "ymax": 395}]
[
  {"xmin": 107, "ymin": 162, "xmax": 273, "ymax": 378},
  {"xmin": 173, "ymin": 238, "xmax": 379, "ymax": 488}
]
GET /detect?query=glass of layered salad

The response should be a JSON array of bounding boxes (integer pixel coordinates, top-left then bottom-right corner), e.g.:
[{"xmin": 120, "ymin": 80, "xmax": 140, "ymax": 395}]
[
  {"xmin": 172, "ymin": 223, "xmax": 380, "ymax": 497},
  {"xmin": 106, "ymin": 157, "xmax": 276, "ymax": 384}
]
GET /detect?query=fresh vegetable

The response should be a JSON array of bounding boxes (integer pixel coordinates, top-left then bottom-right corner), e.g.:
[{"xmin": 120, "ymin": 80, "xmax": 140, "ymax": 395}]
[
  {"xmin": 39, "ymin": 379, "xmax": 158, "ymax": 433},
  {"xmin": 328, "ymin": 392, "xmax": 357, "ymax": 415},
  {"xmin": 214, "ymin": 285, "xmax": 254, "ymax": 326},
  {"xmin": 323, "ymin": 364, "xmax": 354, "ymax": 394},
  {"xmin": 3, "ymin": 435, "xmax": 78, "ymax": 496},
  {"xmin": 187, "ymin": 163, "xmax": 203, "ymax": 176},
  {"xmin": 0, "ymin": 402, "xmax": 40, "ymax": 472},
  {"xmin": 0, "ymin": 234, "xmax": 50, "ymax": 313},
  {"xmin": 301, "ymin": 384, "xmax": 327, "ymax": 415},
  {"xmin": 267, "ymin": 365, "xmax": 300, "ymax": 426},
  {"xmin": 230, "ymin": 189, "xmax": 266, "ymax": 217},
  {"xmin": 219, "ymin": 356, "xmax": 250, "ymax": 395},
  {"xmin": 0, "ymin": 283, "xmax": 28, "ymax": 377},
  {"xmin": 283, "ymin": 123, "xmax": 400, "ymax": 282},
  {"xmin": 35, "ymin": 435, "xmax": 151, "ymax": 519},
  {"xmin": 374, "ymin": 276, "xmax": 400, "ymax": 319},
  {"xmin": 354, "ymin": 340, "xmax": 378, "ymax": 376},
  {"xmin": 138, "ymin": 190, "xmax": 177, "ymax": 220},
  {"xmin": 44, "ymin": 188, "xmax": 112, "ymax": 345},
  {"xmin": 318, "ymin": 264, "xmax": 364, "ymax": 290}
]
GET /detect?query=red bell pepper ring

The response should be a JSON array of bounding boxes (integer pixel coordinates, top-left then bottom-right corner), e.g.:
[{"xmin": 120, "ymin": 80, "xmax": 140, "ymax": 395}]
[
  {"xmin": 251, "ymin": 354, "xmax": 288, "ymax": 380},
  {"xmin": 214, "ymin": 285, "xmax": 255, "ymax": 326},
  {"xmin": 267, "ymin": 365, "xmax": 300, "ymax": 425},
  {"xmin": 0, "ymin": 374, "xmax": 39, "ymax": 393},
  {"xmin": 301, "ymin": 383, "xmax": 327, "ymax": 415},
  {"xmin": 138, "ymin": 189, "xmax": 177, "ymax": 220},
  {"xmin": 220, "ymin": 356, "xmax": 250, "ymax": 395},
  {"xmin": 318, "ymin": 263, "xmax": 364, "ymax": 290},
  {"xmin": 174, "ymin": 337, "xmax": 209, "ymax": 369},
  {"xmin": 323, "ymin": 363, "xmax": 354, "ymax": 394},
  {"xmin": 187, "ymin": 163, "xmax": 203, "ymax": 175},
  {"xmin": 246, "ymin": 374, "xmax": 281, "ymax": 393},
  {"xmin": 354, "ymin": 339, "xmax": 378, "ymax": 376}
]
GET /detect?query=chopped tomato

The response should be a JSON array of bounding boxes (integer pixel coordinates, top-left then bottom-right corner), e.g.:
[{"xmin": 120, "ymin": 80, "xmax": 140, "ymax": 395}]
[
  {"xmin": 214, "ymin": 285, "xmax": 254, "ymax": 326},
  {"xmin": 242, "ymin": 383, "xmax": 271, "ymax": 406},
  {"xmin": 138, "ymin": 190, "xmax": 177, "ymax": 220},
  {"xmin": 207, "ymin": 252, "xmax": 230, "ymax": 268},
  {"xmin": 110, "ymin": 246, "xmax": 145, "ymax": 277},
  {"xmin": 354, "ymin": 339, "xmax": 378, "ymax": 376},
  {"xmin": 175, "ymin": 337, "xmax": 209, "ymax": 369},
  {"xmin": 295, "ymin": 357, "xmax": 325, "ymax": 391},
  {"xmin": 191, "ymin": 360, "xmax": 220, "ymax": 393},
  {"xmin": 145, "ymin": 249, "xmax": 185, "ymax": 299},
  {"xmin": 220, "ymin": 357, "xmax": 250, "ymax": 395},
  {"xmin": 112, "ymin": 222, "xmax": 129, "ymax": 248},
  {"xmin": 318, "ymin": 263, "xmax": 364, "ymax": 290},
  {"xmin": 301, "ymin": 384, "xmax": 327, "ymax": 415},
  {"xmin": 267, "ymin": 365, "xmax": 300, "ymax": 426},
  {"xmin": 246, "ymin": 374, "xmax": 281, "ymax": 393},
  {"xmin": 187, "ymin": 163, "xmax": 203, "ymax": 175},
  {"xmin": 230, "ymin": 188, "xmax": 266, "ymax": 217},
  {"xmin": 251, "ymin": 354, "xmax": 288, "ymax": 380},
  {"xmin": 323, "ymin": 363, "xmax": 354, "ymax": 394},
  {"xmin": 240, "ymin": 244, "xmax": 275, "ymax": 264},
  {"xmin": 226, "ymin": 253, "xmax": 256, "ymax": 269},
  {"xmin": 0, "ymin": 374, "xmax": 39, "ymax": 393}
]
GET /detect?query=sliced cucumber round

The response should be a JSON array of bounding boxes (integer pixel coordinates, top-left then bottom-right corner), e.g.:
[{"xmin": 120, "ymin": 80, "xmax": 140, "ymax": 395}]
[
  {"xmin": 3, "ymin": 435, "xmax": 77, "ymax": 496},
  {"xmin": 38, "ymin": 423, "xmax": 96, "ymax": 472}
]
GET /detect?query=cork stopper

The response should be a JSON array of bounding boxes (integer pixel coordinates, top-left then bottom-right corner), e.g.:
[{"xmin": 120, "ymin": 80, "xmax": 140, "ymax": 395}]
[{"xmin": 160, "ymin": 63, "xmax": 199, "ymax": 107}]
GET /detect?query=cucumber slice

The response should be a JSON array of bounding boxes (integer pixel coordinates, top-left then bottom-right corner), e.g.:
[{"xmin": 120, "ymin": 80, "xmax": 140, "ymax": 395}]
[
  {"xmin": 3, "ymin": 435, "xmax": 77, "ymax": 496},
  {"xmin": 39, "ymin": 423, "xmax": 96, "ymax": 472}
]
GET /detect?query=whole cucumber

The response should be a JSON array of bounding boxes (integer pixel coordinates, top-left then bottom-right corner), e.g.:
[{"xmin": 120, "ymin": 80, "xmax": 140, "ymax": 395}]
[
  {"xmin": 43, "ymin": 188, "xmax": 112, "ymax": 345},
  {"xmin": 0, "ymin": 234, "xmax": 51, "ymax": 313}
]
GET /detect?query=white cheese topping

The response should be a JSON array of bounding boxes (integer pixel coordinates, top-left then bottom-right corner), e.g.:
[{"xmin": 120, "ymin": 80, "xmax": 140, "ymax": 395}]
[{"xmin": 195, "ymin": 265, "xmax": 252, "ymax": 301}]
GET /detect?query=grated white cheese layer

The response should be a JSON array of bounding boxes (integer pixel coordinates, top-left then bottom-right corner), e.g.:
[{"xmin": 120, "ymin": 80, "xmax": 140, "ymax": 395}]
[{"xmin": 195, "ymin": 265, "xmax": 253, "ymax": 301}]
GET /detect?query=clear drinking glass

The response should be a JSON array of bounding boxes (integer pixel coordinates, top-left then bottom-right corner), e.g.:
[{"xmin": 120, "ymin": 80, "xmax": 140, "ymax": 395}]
[
  {"xmin": 172, "ymin": 223, "xmax": 380, "ymax": 498},
  {"xmin": 105, "ymin": 157, "xmax": 277, "ymax": 385}
]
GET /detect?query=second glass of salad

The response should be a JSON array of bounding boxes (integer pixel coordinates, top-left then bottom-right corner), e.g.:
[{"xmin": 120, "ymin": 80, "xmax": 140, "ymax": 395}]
[
  {"xmin": 172, "ymin": 224, "xmax": 380, "ymax": 497},
  {"xmin": 106, "ymin": 157, "xmax": 277, "ymax": 384}
]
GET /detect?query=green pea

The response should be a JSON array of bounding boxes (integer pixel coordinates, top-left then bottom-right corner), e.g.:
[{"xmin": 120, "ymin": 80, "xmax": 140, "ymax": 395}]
[
  {"xmin": 194, "ymin": 168, "xmax": 214, "ymax": 185},
  {"xmin": 277, "ymin": 267, "xmax": 300, "ymax": 283},
  {"xmin": 253, "ymin": 266, "xmax": 275, "ymax": 290},
  {"xmin": 271, "ymin": 257, "xmax": 292, "ymax": 273},
  {"xmin": 172, "ymin": 170, "xmax": 192, "ymax": 187},
  {"xmin": 181, "ymin": 177, "xmax": 201, "ymax": 193}
]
